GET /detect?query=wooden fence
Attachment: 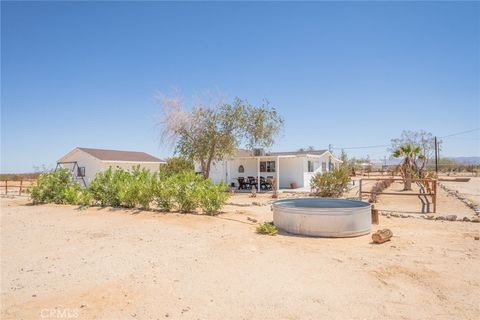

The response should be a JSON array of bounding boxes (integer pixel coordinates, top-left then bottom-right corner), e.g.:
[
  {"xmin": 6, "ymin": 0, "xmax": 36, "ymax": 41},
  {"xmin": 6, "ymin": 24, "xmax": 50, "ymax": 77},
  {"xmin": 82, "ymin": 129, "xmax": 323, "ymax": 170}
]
[
  {"xmin": 0, "ymin": 179, "xmax": 36, "ymax": 196},
  {"xmin": 359, "ymin": 178, "xmax": 437, "ymax": 213}
]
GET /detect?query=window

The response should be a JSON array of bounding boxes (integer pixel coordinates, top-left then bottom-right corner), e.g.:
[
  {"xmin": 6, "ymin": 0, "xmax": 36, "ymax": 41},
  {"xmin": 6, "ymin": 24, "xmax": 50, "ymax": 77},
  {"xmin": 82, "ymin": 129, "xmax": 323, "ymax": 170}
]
[
  {"xmin": 77, "ymin": 166, "xmax": 86, "ymax": 177},
  {"xmin": 260, "ymin": 161, "xmax": 275, "ymax": 172},
  {"xmin": 238, "ymin": 165, "xmax": 244, "ymax": 173},
  {"xmin": 322, "ymin": 162, "xmax": 327, "ymax": 172},
  {"xmin": 307, "ymin": 161, "xmax": 314, "ymax": 172}
]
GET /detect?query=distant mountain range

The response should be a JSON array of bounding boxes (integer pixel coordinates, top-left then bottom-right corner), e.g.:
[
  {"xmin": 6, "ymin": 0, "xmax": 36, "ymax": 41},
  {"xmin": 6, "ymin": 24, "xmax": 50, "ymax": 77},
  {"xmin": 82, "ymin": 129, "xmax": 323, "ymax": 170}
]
[{"xmin": 448, "ymin": 157, "xmax": 480, "ymax": 165}]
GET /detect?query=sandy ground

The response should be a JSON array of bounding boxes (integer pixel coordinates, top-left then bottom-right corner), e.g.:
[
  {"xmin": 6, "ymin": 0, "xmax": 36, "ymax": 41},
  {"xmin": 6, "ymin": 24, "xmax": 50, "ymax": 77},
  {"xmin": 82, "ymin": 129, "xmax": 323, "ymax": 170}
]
[
  {"xmin": 344, "ymin": 177, "xmax": 478, "ymax": 218},
  {"xmin": 440, "ymin": 177, "xmax": 480, "ymax": 207},
  {"xmin": 1, "ymin": 195, "xmax": 479, "ymax": 320}
]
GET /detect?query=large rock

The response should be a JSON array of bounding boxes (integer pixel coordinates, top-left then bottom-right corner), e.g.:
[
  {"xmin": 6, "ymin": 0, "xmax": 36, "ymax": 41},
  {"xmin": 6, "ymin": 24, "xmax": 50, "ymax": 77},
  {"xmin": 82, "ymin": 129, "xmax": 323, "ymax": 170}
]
[{"xmin": 445, "ymin": 215, "xmax": 457, "ymax": 221}]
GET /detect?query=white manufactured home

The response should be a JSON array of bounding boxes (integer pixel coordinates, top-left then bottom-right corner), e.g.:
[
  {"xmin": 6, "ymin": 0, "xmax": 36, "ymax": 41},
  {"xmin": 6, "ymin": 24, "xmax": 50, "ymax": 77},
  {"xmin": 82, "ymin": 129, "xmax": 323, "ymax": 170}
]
[
  {"xmin": 57, "ymin": 147, "xmax": 165, "ymax": 186},
  {"xmin": 197, "ymin": 149, "xmax": 342, "ymax": 190}
]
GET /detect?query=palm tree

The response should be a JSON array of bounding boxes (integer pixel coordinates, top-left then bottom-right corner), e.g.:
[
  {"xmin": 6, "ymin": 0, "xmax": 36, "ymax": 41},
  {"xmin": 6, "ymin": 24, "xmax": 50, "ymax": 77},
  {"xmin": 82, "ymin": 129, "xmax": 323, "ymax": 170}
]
[{"xmin": 393, "ymin": 144, "xmax": 423, "ymax": 191}]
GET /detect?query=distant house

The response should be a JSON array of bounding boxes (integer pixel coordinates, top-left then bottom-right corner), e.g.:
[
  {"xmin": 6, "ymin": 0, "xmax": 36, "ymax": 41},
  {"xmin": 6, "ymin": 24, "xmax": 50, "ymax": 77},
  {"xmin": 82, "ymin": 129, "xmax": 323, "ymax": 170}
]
[
  {"xmin": 57, "ymin": 147, "xmax": 165, "ymax": 186},
  {"xmin": 196, "ymin": 149, "xmax": 342, "ymax": 190}
]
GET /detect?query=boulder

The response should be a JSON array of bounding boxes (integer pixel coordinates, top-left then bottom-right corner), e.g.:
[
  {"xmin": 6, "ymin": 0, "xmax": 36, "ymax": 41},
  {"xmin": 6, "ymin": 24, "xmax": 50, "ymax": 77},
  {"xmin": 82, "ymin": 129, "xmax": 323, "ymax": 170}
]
[{"xmin": 445, "ymin": 215, "xmax": 457, "ymax": 221}]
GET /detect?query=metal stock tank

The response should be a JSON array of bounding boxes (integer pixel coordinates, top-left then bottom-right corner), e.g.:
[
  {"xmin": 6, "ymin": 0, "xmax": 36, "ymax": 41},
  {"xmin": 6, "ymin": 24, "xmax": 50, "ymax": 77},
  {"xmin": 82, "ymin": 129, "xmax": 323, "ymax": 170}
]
[{"xmin": 272, "ymin": 198, "xmax": 371, "ymax": 237}]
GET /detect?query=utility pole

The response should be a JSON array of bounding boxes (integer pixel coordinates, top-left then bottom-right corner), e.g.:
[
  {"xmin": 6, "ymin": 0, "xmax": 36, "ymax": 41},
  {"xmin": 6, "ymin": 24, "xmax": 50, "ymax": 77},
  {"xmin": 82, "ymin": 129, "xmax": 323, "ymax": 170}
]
[{"xmin": 434, "ymin": 136, "xmax": 438, "ymax": 173}]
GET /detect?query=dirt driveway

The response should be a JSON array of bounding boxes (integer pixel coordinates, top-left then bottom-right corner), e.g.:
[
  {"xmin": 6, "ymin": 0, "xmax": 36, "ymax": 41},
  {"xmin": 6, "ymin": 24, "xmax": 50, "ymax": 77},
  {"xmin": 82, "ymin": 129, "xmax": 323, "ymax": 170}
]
[{"xmin": 1, "ymin": 196, "xmax": 479, "ymax": 319}]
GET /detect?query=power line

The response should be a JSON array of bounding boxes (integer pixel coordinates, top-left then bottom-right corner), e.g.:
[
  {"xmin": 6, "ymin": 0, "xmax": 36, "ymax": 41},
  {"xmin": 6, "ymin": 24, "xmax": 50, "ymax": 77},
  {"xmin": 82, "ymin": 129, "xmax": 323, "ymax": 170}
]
[
  {"xmin": 440, "ymin": 128, "xmax": 479, "ymax": 139},
  {"xmin": 331, "ymin": 128, "xmax": 480, "ymax": 150},
  {"xmin": 332, "ymin": 144, "xmax": 389, "ymax": 150}
]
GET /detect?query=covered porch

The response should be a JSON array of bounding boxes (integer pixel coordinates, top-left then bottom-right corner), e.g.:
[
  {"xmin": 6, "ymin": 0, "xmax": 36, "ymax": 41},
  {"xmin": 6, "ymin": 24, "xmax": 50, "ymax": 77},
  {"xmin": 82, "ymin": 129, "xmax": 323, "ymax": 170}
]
[{"xmin": 224, "ymin": 155, "xmax": 304, "ymax": 191}]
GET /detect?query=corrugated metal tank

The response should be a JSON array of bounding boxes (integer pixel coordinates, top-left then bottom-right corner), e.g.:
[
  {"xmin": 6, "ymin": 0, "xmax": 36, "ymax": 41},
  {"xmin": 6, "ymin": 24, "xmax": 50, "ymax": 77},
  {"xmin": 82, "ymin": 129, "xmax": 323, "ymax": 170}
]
[{"xmin": 273, "ymin": 198, "xmax": 371, "ymax": 237}]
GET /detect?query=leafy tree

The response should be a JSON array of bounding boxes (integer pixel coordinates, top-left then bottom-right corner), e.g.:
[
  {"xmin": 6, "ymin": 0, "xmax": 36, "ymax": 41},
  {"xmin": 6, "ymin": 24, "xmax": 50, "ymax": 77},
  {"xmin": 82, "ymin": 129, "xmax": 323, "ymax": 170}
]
[
  {"xmin": 160, "ymin": 157, "xmax": 194, "ymax": 176},
  {"xmin": 159, "ymin": 95, "xmax": 283, "ymax": 178},
  {"xmin": 390, "ymin": 130, "xmax": 438, "ymax": 177},
  {"xmin": 392, "ymin": 144, "xmax": 424, "ymax": 190}
]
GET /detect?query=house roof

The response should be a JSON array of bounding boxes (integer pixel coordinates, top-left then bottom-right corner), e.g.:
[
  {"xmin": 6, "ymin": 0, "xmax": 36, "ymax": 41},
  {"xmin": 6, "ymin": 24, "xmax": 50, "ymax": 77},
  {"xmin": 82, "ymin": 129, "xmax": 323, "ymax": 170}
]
[
  {"xmin": 233, "ymin": 148, "xmax": 329, "ymax": 157},
  {"xmin": 269, "ymin": 149, "xmax": 328, "ymax": 156},
  {"xmin": 76, "ymin": 147, "xmax": 165, "ymax": 163}
]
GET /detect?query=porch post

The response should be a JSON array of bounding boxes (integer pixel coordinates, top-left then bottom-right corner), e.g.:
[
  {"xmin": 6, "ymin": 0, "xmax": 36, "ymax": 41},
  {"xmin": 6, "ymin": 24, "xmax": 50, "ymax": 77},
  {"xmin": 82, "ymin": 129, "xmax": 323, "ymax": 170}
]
[
  {"xmin": 276, "ymin": 156, "xmax": 280, "ymax": 190},
  {"xmin": 257, "ymin": 157, "xmax": 260, "ymax": 190}
]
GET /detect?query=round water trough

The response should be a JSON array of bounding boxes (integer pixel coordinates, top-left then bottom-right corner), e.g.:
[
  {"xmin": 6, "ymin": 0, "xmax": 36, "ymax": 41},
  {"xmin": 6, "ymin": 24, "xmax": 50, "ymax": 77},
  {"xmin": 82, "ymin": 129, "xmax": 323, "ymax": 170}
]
[{"xmin": 272, "ymin": 198, "xmax": 371, "ymax": 237}]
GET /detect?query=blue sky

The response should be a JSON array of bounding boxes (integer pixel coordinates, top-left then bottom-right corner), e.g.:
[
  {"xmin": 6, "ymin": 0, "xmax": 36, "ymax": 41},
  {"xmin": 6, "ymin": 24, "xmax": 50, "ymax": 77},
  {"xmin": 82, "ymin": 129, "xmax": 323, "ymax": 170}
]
[{"xmin": 2, "ymin": 1, "xmax": 479, "ymax": 173}]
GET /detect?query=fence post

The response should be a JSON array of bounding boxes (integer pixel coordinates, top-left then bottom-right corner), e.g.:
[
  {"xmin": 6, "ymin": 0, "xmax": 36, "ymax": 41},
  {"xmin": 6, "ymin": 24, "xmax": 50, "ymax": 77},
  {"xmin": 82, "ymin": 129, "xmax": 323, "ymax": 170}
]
[
  {"xmin": 359, "ymin": 179, "xmax": 362, "ymax": 200},
  {"xmin": 433, "ymin": 180, "xmax": 437, "ymax": 213},
  {"xmin": 4, "ymin": 180, "xmax": 7, "ymax": 195},
  {"xmin": 19, "ymin": 180, "xmax": 23, "ymax": 195}
]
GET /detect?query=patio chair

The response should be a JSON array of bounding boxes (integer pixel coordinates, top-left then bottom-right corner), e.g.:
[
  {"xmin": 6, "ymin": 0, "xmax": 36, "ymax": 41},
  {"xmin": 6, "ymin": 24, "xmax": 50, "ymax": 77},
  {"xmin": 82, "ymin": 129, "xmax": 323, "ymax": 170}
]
[
  {"xmin": 259, "ymin": 176, "xmax": 267, "ymax": 190},
  {"xmin": 237, "ymin": 177, "xmax": 248, "ymax": 190},
  {"xmin": 265, "ymin": 177, "xmax": 274, "ymax": 190},
  {"xmin": 247, "ymin": 176, "xmax": 257, "ymax": 189}
]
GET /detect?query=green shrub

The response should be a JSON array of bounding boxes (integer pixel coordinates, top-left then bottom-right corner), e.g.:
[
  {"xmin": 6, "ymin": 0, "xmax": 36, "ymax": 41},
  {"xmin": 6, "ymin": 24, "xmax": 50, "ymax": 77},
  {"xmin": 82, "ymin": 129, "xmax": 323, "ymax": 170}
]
[
  {"xmin": 198, "ymin": 180, "xmax": 229, "ymax": 215},
  {"xmin": 77, "ymin": 188, "xmax": 93, "ymax": 206},
  {"xmin": 88, "ymin": 167, "xmax": 123, "ymax": 207},
  {"xmin": 117, "ymin": 166, "xmax": 155, "ymax": 209},
  {"xmin": 28, "ymin": 168, "xmax": 82, "ymax": 205},
  {"xmin": 30, "ymin": 166, "xmax": 230, "ymax": 214},
  {"xmin": 310, "ymin": 168, "xmax": 350, "ymax": 197},
  {"xmin": 152, "ymin": 173, "xmax": 176, "ymax": 211},
  {"xmin": 160, "ymin": 157, "xmax": 194, "ymax": 176},
  {"xmin": 171, "ymin": 171, "xmax": 203, "ymax": 212},
  {"xmin": 89, "ymin": 166, "xmax": 155, "ymax": 209},
  {"xmin": 256, "ymin": 222, "xmax": 278, "ymax": 235}
]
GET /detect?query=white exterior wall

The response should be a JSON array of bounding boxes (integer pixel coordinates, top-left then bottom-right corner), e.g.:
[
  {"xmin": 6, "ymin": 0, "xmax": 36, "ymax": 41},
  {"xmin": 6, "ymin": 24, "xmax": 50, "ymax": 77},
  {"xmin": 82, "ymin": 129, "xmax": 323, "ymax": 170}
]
[
  {"xmin": 195, "ymin": 151, "xmax": 342, "ymax": 189},
  {"xmin": 279, "ymin": 157, "xmax": 304, "ymax": 188},
  {"xmin": 58, "ymin": 149, "xmax": 104, "ymax": 185},
  {"xmin": 59, "ymin": 149, "xmax": 163, "ymax": 186},
  {"xmin": 207, "ymin": 161, "xmax": 228, "ymax": 184}
]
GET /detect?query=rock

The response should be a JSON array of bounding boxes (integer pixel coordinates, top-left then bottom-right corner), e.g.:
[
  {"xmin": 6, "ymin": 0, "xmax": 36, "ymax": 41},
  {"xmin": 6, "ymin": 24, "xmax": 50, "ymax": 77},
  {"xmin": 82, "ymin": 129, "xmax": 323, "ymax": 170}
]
[
  {"xmin": 435, "ymin": 216, "xmax": 445, "ymax": 221},
  {"xmin": 471, "ymin": 217, "xmax": 480, "ymax": 223},
  {"xmin": 391, "ymin": 213, "xmax": 399, "ymax": 218},
  {"xmin": 400, "ymin": 214, "xmax": 409, "ymax": 218},
  {"xmin": 252, "ymin": 202, "xmax": 262, "ymax": 206},
  {"xmin": 445, "ymin": 215, "xmax": 457, "ymax": 221},
  {"xmin": 474, "ymin": 236, "xmax": 479, "ymax": 241},
  {"xmin": 425, "ymin": 215, "xmax": 434, "ymax": 220},
  {"xmin": 463, "ymin": 217, "xmax": 471, "ymax": 222},
  {"xmin": 247, "ymin": 217, "xmax": 258, "ymax": 223}
]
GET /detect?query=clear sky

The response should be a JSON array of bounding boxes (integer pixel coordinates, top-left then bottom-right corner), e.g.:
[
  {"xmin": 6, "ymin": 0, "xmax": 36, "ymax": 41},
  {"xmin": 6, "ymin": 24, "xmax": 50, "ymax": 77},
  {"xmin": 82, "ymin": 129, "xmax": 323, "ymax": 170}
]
[{"xmin": 2, "ymin": 1, "xmax": 479, "ymax": 173}]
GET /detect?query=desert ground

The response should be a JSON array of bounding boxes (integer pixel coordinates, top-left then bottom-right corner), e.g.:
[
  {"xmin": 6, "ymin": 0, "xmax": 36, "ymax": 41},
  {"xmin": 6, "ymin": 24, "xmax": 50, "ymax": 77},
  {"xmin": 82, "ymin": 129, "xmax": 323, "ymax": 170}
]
[{"xmin": 1, "ymin": 182, "xmax": 479, "ymax": 320}]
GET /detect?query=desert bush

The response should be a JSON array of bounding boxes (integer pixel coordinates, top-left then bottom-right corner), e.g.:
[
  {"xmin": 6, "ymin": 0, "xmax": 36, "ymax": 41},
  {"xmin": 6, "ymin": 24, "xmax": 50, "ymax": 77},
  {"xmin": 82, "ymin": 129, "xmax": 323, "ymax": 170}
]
[
  {"xmin": 117, "ymin": 166, "xmax": 155, "ymax": 209},
  {"xmin": 198, "ymin": 180, "xmax": 229, "ymax": 215},
  {"xmin": 28, "ymin": 169, "xmax": 82, "ymax": 205},
  {"xmin": 89, "ymin": 166, "xmax": 156, "ymax": 209},
  {"xmin": 152, "ymin": 173, "xmax": 176, "ymax": 211},
  {"xmin": 170, "ymin": 171, "xmax": 204, "ymax": 212},
  {"xmin": 310, "ymin": 168, "xmax": 350, "ymax": 197},
  {"xmin": 256, "ymin": 222, "xmax": 278, "ymax": 235},
  {"xmin": 160, "ymin": 157, "xmax": 194, "ymax": 176},
  {"xmin": 88, "ymin": 167, "xmax": 124, "ymax": 207}
]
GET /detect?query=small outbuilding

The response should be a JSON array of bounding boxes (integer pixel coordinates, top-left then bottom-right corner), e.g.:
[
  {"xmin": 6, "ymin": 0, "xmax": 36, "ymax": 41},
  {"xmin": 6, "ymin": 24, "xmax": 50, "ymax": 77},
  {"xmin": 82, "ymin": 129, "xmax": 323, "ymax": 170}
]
[{"xmin": 57, "ymin": 147, "xmax": 165, "ymax": 186}]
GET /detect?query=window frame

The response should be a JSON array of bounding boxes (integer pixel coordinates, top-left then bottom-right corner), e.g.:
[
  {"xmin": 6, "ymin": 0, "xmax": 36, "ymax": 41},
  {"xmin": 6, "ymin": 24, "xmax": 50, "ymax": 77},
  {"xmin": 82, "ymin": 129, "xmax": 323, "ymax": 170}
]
[
  {"xmin": 260, "ymin": 161, "xmax": 276, "ymax": 173},
  {"xmin": 77, "ymin": 166, "xmax": 86, "ymax": 177},
  {"xmin": 307, "ymin": 160, "xmax": 314, "ymax": 172}
]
